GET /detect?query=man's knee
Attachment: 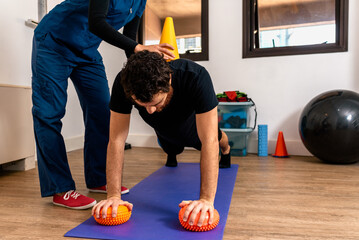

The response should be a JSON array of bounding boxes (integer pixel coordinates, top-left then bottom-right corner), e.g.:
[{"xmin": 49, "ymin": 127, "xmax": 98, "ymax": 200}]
[{"xmin": 157, "ymin": 138, "xmax": 184, "ymax": 155}]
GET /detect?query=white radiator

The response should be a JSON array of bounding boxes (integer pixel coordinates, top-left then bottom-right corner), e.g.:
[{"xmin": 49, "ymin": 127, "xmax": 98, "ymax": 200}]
[{"xmin": 0, "ymin": 84, "xmax": 35, "ymax": 170}]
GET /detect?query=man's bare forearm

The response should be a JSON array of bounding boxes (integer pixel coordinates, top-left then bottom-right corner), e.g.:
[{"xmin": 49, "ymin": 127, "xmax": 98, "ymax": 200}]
[
  {"xmin": 106, "ymin": 140, "xmax": 125, "ymax": 199},
  {"xmin": 199, "ymin": 141, "xmax": 219, "ymax": 203}
]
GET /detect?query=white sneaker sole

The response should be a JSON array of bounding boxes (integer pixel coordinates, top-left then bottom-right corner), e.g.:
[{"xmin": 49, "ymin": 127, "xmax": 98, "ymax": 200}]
[
  {"xmin": 88, "ymin": 189, "xmax": 107, "ymax": 193},
  {"xmin": 53, "ymin": 200, "xmax": 96, "ymax": 210},
  {"xmin": 88, "ymin": 189, "xmax": 130, "ymax": 194},
  {"xmin": 121, "ymin": 189, "xmax": 129, "ymax": 194}
]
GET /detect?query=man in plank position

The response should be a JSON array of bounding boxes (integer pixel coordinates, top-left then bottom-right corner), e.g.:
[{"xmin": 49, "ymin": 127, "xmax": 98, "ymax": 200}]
[{"xmin": 93, "ymin": 51, "xmax": 231, "ymax": 227}]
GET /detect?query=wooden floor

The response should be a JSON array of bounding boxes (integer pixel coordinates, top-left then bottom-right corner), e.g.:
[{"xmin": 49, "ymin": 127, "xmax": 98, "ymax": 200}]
[{"xmin": 1, "ymin": 147, "xmax": 359, "ymax": 240}]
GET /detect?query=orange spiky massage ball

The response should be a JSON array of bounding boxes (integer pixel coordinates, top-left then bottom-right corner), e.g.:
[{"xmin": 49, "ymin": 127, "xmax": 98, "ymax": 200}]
[
  {"xmin": 178, "ymin": 205, "xmax": 220, "ymax": 232},
  {"xmin": 93, "ymin": 206, "xmax": 131, "ymax": 226}
]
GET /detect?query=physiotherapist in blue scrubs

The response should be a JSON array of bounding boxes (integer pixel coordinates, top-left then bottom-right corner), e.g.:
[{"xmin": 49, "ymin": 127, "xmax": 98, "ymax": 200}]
[{"xmin": 31, "ymin": 0, "xmax": 175, "ymax": 210}]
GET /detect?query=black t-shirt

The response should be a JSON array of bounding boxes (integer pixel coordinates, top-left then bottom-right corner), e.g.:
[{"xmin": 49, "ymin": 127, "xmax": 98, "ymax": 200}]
[{"xmin": 110, "ymin": 59, "xmax": 218, "ymax": 141}]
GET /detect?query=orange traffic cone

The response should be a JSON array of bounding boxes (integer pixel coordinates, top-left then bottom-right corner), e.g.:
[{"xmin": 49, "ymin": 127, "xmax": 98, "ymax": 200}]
[
  {"xmin": 272, "ymin": 131, "xmax": 289, "ymax": 158},
  {"xmin": 160, "ymin": 17, "xmax": 180, "ymax": 61}
]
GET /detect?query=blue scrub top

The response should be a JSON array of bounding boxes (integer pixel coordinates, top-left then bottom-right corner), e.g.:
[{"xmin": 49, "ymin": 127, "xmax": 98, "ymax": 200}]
[{"xmin": 34, "ymin": 0, "xmax": 147, "ymax": 61}]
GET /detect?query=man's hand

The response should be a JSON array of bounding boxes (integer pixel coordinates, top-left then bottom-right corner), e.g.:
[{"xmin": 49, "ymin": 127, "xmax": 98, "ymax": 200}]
[
  {"xmin": 134, "ymin": 43, "xmax": 175, "ymax": 60},
  {"xmin": 92, "ymin": 196, "xmax": 133, "ymax": 219},
  {"xmin": 179, "ymin": 199, "xmax": 215, "ymax": 227}
]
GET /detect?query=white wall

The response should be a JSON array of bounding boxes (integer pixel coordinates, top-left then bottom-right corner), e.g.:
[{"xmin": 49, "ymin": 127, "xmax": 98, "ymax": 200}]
[
  {"xmin": 201, "ymin": 0, "xmax": 359, "ymax": 155},
  {"xmin": 1, "ymin": 0, "xmax": 358, "ymax": 155},
  {"xmin": 124, "ymin": 0, "xmax": 359, "ymax": 155}
]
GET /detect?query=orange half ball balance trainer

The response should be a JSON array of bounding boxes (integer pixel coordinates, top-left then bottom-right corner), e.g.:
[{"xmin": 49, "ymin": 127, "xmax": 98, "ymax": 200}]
[
  {"xmin": 179, "ymin": 205, "xmax": 220, "ymax": 232},
  {"xmin": 93, "ymin": 206, "xmax": 131, "ymax": 226}
]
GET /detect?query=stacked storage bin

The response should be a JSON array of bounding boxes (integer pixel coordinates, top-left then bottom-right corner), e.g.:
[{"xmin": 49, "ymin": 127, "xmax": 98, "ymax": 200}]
[{"xmin": 218, "ymin": 100, "xmax": 257, "ymax": 156}]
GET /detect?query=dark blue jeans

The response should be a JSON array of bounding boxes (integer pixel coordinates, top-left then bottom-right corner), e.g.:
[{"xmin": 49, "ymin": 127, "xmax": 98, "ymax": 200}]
[{"xmin": 31, "ymin": 37, "xmax": 108, "ymax": 197}]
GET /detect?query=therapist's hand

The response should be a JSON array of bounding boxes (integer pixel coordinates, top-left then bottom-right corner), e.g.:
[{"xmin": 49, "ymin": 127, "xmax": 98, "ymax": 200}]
[
  {"xmin": 179, "ymin": 199, "xmax": 215, "ymax": 227},
  {"xmin": 135, "ymin": 43, "xmax": 175, "ymax": 60},
  {"xmin": 92, "ymin": 196, "xmax": 133, "ymax": 219}
]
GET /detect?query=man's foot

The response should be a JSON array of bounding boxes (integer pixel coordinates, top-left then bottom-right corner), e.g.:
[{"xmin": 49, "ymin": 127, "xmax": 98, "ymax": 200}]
[
  {"xmin": 88, "ymin": 186, "xmax": 129, "ymax": 194},
  {"xmin": 53, "ymin": 190, "xmax": 96, "ymax": 210},
  {"xmin": 165, "ymin": 154, "xmax": 178, "ymax": 167},
  {"xmin": 219, "ymin": 151, "xmax": 231, "ymax": 168}
]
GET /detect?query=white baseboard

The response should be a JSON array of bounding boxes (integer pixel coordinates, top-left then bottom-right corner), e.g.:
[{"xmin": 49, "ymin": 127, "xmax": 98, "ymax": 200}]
[
  {"xmin": 64, "ymin": 135, "xmax": 84, "ymax": 152},
  {"xmin": 31, "ymin": 136, "xmax": 84, "ymax": 163},
  {"xmin": 125, "ymin": 134, "xmax": 313, "ymax": 156},
  {"xmin": 63, "ymin": 134, "xmax": 312, "ymax": 156},
  {"xmin": 63, "ymin": 134, "xmax": 161, "ymax": 152},
  {"xmin": 126, "ymin": 134, "xmax": 160, "ymax": 148},
  {"xmin": 247, "ymin": 136, "xmax": 312, "ymax": 156}
]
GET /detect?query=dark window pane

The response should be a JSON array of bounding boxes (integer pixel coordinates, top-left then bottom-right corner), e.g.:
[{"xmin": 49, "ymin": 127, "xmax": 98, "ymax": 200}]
[{"xmin": 242, "ymin": 0, "xmax": 348, "ymax": 58}]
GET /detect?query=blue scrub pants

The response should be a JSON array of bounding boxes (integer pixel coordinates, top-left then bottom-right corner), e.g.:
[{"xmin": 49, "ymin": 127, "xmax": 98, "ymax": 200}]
[{"xmin": 31, "ymin": 37, "xmax": 109, "ymax": 197}]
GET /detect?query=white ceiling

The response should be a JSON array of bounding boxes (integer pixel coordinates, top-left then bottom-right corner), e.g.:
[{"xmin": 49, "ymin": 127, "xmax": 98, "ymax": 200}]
[{"xmin": 146, "ymin": 0, "xmax": 201, "ymax": 19}]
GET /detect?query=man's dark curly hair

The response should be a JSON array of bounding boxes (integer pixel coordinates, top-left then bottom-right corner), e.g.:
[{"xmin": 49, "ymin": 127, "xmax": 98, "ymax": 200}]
[{"xmin": 121, "ymin": 50, "xmax": 173, "ymax": 103}]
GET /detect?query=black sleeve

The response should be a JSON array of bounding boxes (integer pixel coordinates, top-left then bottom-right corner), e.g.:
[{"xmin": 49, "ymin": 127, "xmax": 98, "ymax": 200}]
[
  {"xmin": 123, "ymin": 16, "xmax": 141, "ymax": 58},
  {"xmin": 193, "ymin": 67, "xmax": 218, "ymax": 114},
  {"xmin": 109, "ymin": 72, "xmax": 133, "ymax": 114},
  {"xmin": 88, "ymin": 0, "xmax": 139, "ymax": 56}
]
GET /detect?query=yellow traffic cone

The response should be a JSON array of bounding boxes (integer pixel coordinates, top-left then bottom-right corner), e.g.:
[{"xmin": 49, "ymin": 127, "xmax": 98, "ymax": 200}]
[{"xmin": 160, "ymin": 17, "xmax": 180, "ymax": 61}]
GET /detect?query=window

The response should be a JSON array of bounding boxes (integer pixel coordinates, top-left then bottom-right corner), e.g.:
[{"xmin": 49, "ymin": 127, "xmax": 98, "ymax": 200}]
[
  {"xmin": 138, "ymin": 0, "xmax": 208, "ymax": 61},
  {"xmin": 243, "ymin": 0, "xmax": 348, "ymax": 58}
]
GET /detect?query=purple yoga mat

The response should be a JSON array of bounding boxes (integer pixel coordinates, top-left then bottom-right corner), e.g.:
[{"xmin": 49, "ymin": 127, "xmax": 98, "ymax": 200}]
[{"xmin": 65, "ymin": 163, "xmax": 238, "ymax": 240}]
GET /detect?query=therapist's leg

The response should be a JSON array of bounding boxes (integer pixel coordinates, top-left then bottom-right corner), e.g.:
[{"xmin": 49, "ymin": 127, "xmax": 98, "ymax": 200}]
[
  {"xmin": 70, "ymin": 61, "xmax": 109, "ymax": 189},
  {"xmin": 32, "ymin": 39, "xmax": 97, "ymax": 209},
  {"xmin": 32, "ymin": 39, "xmax": 75, "ymax": 197}
]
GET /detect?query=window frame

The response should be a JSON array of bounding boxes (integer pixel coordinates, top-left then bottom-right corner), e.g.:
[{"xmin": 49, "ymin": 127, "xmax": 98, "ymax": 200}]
[
  {"xmin": 242, "ymin": 0, "xmax": 349, "ymax": 58},
  {"xmin": 138, "ymin": 0, "xmax": 209, "ymax": 61}
]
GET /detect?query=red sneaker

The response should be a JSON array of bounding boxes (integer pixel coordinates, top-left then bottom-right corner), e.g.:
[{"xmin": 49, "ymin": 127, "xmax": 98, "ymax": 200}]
[
  {"xmin": 53, "ymin": 190, "xmax": 96, "ymax": 210},
  {"xmin": 121, "ymin": 186, "xmax": 130, "ymax": 194},
  {"xmin": 89, "ymin": 186, "xmax": 129, "ymax": 195}
]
